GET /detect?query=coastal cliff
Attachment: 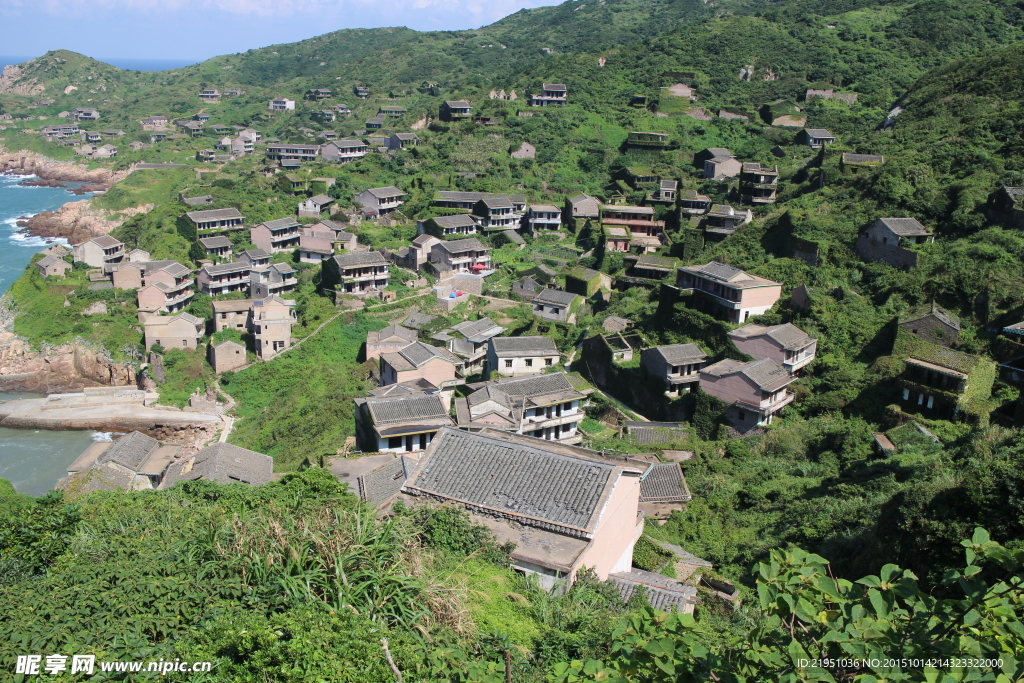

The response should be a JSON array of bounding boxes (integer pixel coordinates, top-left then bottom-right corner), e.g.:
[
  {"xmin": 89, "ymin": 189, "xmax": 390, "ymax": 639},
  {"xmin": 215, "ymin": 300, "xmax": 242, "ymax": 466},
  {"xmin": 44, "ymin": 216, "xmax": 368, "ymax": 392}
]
[
  {"xmin": 0, "ymin": 149, "xmax": 123, "ymax": 185},
  {"xmin": 17, "ymin": 199, "xmax": 153, "ymax": 244}
]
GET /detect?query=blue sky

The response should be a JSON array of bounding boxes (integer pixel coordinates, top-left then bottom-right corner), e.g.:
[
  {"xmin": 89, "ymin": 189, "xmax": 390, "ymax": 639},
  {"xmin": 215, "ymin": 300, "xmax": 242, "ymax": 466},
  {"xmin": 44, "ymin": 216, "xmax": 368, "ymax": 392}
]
[{"xmin": 0, "ymin": 0, "xmax": 561, "ymax": 63}]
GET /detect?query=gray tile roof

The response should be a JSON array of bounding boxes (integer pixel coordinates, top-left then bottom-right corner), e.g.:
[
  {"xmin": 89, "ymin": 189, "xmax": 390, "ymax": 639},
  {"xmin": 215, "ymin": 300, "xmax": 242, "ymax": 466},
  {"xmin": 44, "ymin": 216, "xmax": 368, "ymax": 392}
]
[
  {"xmin": 703, "ymin": 358, "xmax": 793, "ymax": 392},
  {"xmin": 199, "ymin": 236, "xmax": 232, "ymax": 248},
  {"xmin": 609, "ymin": 569, "xmax": 696, "ymax": 612},
  {"xmin": 370, "ymin": 323, "xmax": 417, "ymax": 344},
  {"xmin": 358, "ymin": 456, "xmax": 415, "ymax": 504},
  {"xmin": 332, "ymin": 252, "xmax": 388, "ymax": 268},
  {"xmin": 626, "ymin": 421, "xmax": 688, "ymax": 445},
  {"xmin": 162, "ymin": 443, "xmax": 273, "ymax": 487},
  {"xmin": 481, "ymin": 196, "xmax": 514, "ymax": 209},
  {"xmin": 431, "ymin": 214, "xmax": 477, "ymax": 229},
  {"xmin": 635, "ymin": 254, "xmax": 678, "ymax": 271},
  {"xmin": 878, "ymin": 217, "xmax": 930, "ymax": 236},
  {"xmin": 259, "ymin": 217, "xmax": 300, "ymax": 231},
  {"xmin": 365, "ymin": 394, "xmax": 450, "ymax": 425},
  {"xmin": 383, "ymin": 341, "xmax": 458, "ymax": 370},
  {"xmin": 57, "ymin": 463, "xmax": 135, "ymax": 494},
  {"xmin": 363, "ymin": 186, "xmax": 405, "ymax": 198},
  {"xmin": 445, "ymin": 100, "xmax": 472, "ymax": 108},
  {"xmin": 650, "ymin": 344, "xmax": 707, "ymax": 365},
  {"xmin": 804, "ymin": 128, "xmax": 834, "ymax": 138},
  {"xmin": 203, "ymin": 261, "xmax": 251, "ymax": 276},
  {"xmin": 489, "ymin": 336, "xmax": 559, "ymax": 357},
  {"xmin": 705, "ymin": 147, "xmax": 732, "ymax": 157},
  {"xmin": 186, "ymin": 208, "xmax": 243, "ymax": 222},
  {"xmin": 534, "ymin": 289, "xmax": 581, "ymax": 307},
  {"xmin": 242, "ymin": 248, "xmax": 269, "ymax": 260},
  {"xmin": 437, "ymin": 191, "xmax": 526, "ymax": 203},
  {"xmin": 437, "ymin": 237, "xmax": 488, "ymax": 253},
  {"xmin": 640, "ymin": 462, "xmax": 690, "ymax": 502},
  {"xmin": 451, "ymin": 317, "xmax": 504, "ymax": 343},
  {"xmin": 37, "ymin": 255, "xmax": 64, "ymax": 268},
  {"xmin": 97, "ymin": 431, "xmax": 159, "ymax": 472},
  {"xmin": 88, "ymin": 235, "xmax": 123, "ymax": 248},
  {"xmin": 403, "ymin": 427, "xmax": 619, "ymax": 535},
  {"xmin": 729, "ymin": 323, "xmax": 814, "ymax": 350},
  {"xmin": 479, "ymin": 372, "xmax": 579, "ymax": 401}
]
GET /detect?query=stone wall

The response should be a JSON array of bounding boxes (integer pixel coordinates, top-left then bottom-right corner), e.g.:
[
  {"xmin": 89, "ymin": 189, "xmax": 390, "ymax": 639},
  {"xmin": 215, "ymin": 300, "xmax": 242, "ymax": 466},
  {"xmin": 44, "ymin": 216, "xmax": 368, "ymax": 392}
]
[{"xmin": 854, "ymin": 235, "xmax": 919, "ymax": 269}]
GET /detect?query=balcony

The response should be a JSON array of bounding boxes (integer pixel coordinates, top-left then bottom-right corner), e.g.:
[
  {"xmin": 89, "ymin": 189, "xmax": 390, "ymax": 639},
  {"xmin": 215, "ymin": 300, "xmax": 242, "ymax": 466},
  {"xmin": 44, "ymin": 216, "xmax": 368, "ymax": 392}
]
[
  {"xmin": 756, "ymin": 390, "xmax": 795, "ymax": 413},
  {"xmin": 784, "ymin": 348, "xmax": 816, "ymax": 372},
  {"xmin": 523, "ymin": 412, "xmax": 582, "ymax": 429}
]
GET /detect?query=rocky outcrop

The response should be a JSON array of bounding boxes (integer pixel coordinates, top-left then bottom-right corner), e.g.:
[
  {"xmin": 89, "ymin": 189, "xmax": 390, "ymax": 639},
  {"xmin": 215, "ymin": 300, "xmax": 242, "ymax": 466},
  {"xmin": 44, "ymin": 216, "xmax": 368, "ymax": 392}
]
[
  {"xmin": 0, "ymin": 64, "xmax": 44, "ymax": 96},
  {"xmin": 16, "ymin": 199, "xmax": 152, "ymax": 244},
  {"xmin": 0, "ymin": 332, "xmax": 137, "ymax": 393},
  {"xmin": 0, "ymin": 150, "xmax": 123, "ymax": 184}
]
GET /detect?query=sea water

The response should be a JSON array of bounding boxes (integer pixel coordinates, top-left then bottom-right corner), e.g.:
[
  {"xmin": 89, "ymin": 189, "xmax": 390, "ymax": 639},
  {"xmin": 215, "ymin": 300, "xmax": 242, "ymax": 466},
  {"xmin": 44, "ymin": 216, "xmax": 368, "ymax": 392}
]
[{"xmin": 0, "ymin": 173, "xmax": 106, "ymax": 496}]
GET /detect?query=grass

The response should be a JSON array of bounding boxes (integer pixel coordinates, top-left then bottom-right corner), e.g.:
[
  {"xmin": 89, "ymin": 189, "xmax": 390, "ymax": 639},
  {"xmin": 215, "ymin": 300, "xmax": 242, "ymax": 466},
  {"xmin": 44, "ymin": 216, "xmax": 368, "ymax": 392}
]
[{"xmin": 224, "ymin": 312, "xmax": 385, "ymax": 470}]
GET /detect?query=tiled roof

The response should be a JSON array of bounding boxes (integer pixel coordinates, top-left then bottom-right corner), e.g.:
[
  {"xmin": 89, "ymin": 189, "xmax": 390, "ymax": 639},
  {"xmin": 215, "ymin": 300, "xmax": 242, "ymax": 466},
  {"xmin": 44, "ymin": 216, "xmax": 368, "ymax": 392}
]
[
  {"xmin": 199, "ymin": 236, "xmax": 232, "ymax": 248},
  {"xmin": 161, "ymin": 443, "xmax": 273, "ymax": 488},
  {"xmin": 805, "ymin": 128, "xmax": 834, "ymax": 137},
  {"xmin": 908, "ymin": 345, "xmax": 986, "ymax": 374},
  {"xmin": 445, "ymin": 100, "xmax": 471, "ymax": 108},
  {"xmin": 332, "ymin": 252, "xmax": 388, "ymax": 267},
  {"xmin": 729, "ymin": 323, "xmax": 814, "ymax": 350},
  {"xmin": 370, "ymin": 323, "xmax": 417, "ymax": 344},
  {"xmin": 212, "ymin": 299, "xmax": 253, "ymax": 313},
  {"xmin": 437, "ymin": 237, "xmax": 488, "ymax": 253},
  {"xmin": 186, "ymin": 208, "xmax": 243, "ymax": 222},
  {"xmin": 481, "ymin": 196, "xmax": 514, "ymax": 209},
  {"xmin": 626, "ymin": 421, "xmax": 688, "ymax": 445},
  {"xmin": 635, "ymin": 254, "xmax": 678, "ymax": 271},
  {"xmin": 650, "ymin": 344, "xmax": 707, "ymax": 365},
  {"xmin": 383, "ymin": 341, "xmax": 458, "ymax": 370},
  {"xmin": 96, "ymin": 431, "xmax": 159, "ymax": 472},
  {"xmin": 534, "ymin": 288, "xmax": 581, "ymax": 307},
  {"xmin": 430, "ymin": 214, "xmax": 476, "ymax": 229},
  {"xmin": 878, "ymin": 217, "xmax": 930, "ymax": 236},
  {"xmin": 37, "ymin": 255, "xmax": 63, "ymax": 268},
  {"xmin": 363, "ymin": 186, "xmax": 406, "ymax": 198},
  {"xmin": 640, "ymin": 462, "xmax": 690, "ymax": 502},
  {"xmin": 601, "ymin": 204, "xmax": 655, "ymax": 214},
  {"xmin": 542, "ymin": 83, "xmax": 567, "ymax": 90},
  {"xmin": 489, "ymin": 336, "xmax": 558, "ymax": 357},
  {"xmin": 480, "ymin": 372, "xmax": 579, "ymax": 401},
  {"xmin": 203, "ymin": 261, "xmax": 251, "ymax": 276},
  {"xmin": 530, "ymin": 204, "xmax": 561, "ymax": 213},
  {"xmin": 358, "ymin": 456, "xmax": 415, "ymax": 504},
  {"xmin": 403, "ymin": 427, "xmax": 619, "ymax": 535},
  {"xmin": 88, "ymin": 235, "xmax": 123, "ymax": 248},
  {"xmin": 703, "ymin": 358, "xmax": 793, "ymax": 392},
  {"xmin": 259, "ymin": 217, "xmax": 300, "ymax": 231},
  {"xmin": 242, "ymin": 248, "xmax": 269, "ymax": 260},
  {"xmin": 609, "ymin": 569, "xmax": 696, "ymax": 612},
  {"xmin": 705, "ymin": 147, "xmax": 732, "ymax": 157},
  {"xmin": 365, "ymin": 394, "xmax": 451, "ymax": 425},
  {"xmin": 437, "ymin": 191, "xmax": 526, "ymax": 203},
  {"xmin": 451, "ymin": 317, "xmax": 504, "ymax": 343}
]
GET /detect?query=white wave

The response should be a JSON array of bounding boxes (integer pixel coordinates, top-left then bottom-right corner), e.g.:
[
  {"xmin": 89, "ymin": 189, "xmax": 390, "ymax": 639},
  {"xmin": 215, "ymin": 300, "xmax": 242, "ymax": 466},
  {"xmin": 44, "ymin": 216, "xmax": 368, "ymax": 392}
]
[
  {"xmin": 91, "ymin": 431, "xmax": 114, "ymax": 442},
  {"xmin": 8, "ymin": 232, "xmax": 67, "ymax": 248}
]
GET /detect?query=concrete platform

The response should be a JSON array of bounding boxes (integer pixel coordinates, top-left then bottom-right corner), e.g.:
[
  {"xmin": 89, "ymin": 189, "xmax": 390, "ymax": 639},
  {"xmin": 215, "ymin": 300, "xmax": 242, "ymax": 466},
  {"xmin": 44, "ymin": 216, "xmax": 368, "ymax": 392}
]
[{"xmin": 0, "ymin": 396, "xmax": 221, "ymax": 432}]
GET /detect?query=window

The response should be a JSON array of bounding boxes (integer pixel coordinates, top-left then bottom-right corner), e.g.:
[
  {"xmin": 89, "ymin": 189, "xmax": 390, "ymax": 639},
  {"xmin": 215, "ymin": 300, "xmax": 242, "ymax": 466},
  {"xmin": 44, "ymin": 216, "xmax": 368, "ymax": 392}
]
[
  {"xmin": 220, "ymin": 312, "xmax": 227, "ymax": 320},
  {"xmin": 737, "ymin": 410, "xmax": 746, "ymax": 421},
  {"xmin": 388, "ymin": 437, "xmax": 403, "ymax": 449},
  {"xmin": 525, "ymin": 359, "xmax": 533, "ymax": 367},
  {"xmin": 545, "ymin": 358, "xmax": 553, "ymax": 366},
  {"xmin": 182, "ymin": 340, "xmax": 188, "ymax": 346},
  {"xmin": 504, "ymin": 359, "xmax": 513, "ymax": 368}
]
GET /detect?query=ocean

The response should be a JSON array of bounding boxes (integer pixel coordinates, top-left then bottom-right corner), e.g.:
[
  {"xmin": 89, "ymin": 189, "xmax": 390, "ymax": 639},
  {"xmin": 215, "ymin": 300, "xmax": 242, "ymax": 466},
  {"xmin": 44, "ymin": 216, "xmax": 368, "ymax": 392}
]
[
  {"xmin": 0, "ymin": 173, "xmax": 103, "ymax": 496},
  {"xmin": 0, "ymin": 55, "xmax": 197, "ymax": 72}
]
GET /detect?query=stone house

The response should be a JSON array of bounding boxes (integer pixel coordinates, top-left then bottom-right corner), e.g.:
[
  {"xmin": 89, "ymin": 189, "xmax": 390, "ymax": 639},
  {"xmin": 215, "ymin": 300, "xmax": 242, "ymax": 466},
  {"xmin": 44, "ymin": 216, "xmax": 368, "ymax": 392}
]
[
  {"xmin": 392, "ymin": 234, "xmax": 440, "ymax": 271},
  {"xmin": 679, "ymin": 190, "xmax": 712, "ymax": 215},
  {"xmin": 513, "ymin": 275, "xmax": 544, "ymax": 301},
  {"xmin": 185, "ymin": 208, "xmax": 245, "ymax": 234},
  {"xmin": 487, "ymin": 336, "xmax": 560, "ymax": 377},
  {"xmin": 676, "ymin": 262, "xmax": 783, "ymax": 323},
  {"xmin": 568, "ymin": 193, "xmax": 601, "ymax": 221},
  {"xmin": 702, "ymin": 149, "xmax": 742, "ymax": 180},
  {"xmin": 429, "ymin": 238, "xmax": 491, "ymax": 274},
  {"xmin": 699, "ymin": 358, "xmax": 797, "ymax": 432},
  {"xmin": 434, "ymin": 191, "xmax": 525, "ymax": 212},
  {"xmin": 600, "ymin": 205, "xmax": 665, "ymax": 252},
  {"xmin": 894, "ymin": 329, "xmax": 996, "ymax": 421},
  {"xmin": 565, "ymin": 266, "xmax": 611, "ymax": 298},
  {"xmin": 297, "ymin": 234, "xmax": 335, "ymax": 263},
  {"xmin": 250, "ymin": 217, "xmax": 301, "ymax": 253},
  {"xmin": 702, "ymin": 204, "xmax": 751, "ymax": 239},
  {"xmin": 64, "ymin": 431, "xmax": 180, "ymax": 492},
  {"xmin": 626, "ymin": 254, "xmax": 678, "ymax": 281},
  {"xmin": 386, "ymin": 133, "xmax": 420, "ymax": 150},
  {"xmin": 73, "ymin": 235, "xmax": 124, "ymax": 269},
  {"xmin": 199, "ymin": 236, "xmax": 233, "ymax": 260},
  {"xmin": 728, "ymin": 322, "xmax": 817, "ymax": 374},
  {"xmin": 209, "ymin": 340, "xmax": 247, "ymax": 373},
  {"xmin": 136, "ymin": 264, "xmax": 195, "ymax": 314},
  {"xmin": 418, "ymin": 214, "xmax": 478, "ymax": 239},
  {"xmin": 197, "ymin": 261, "xmax": 252, "ymax": 296},
  {"xmin": 323, "ymin": 252, "xmax": 390, "ymax": 295},
  {"xmin": 649, "ymin": 179, "xmax": 678, "ymax": 203},
  {"xmin": 36, "ymin": 255, "xmax": 71, "ymax": 278},
  {"xmin": 739, "ymin": 163, "xmax": 779, "ymax": 204},
  {"xmin": 354, "ymin": 394, "xmax": 454, "ymax": 454},
  {"xmin": 530, "ymin": 83, "xmax": 567, "ymax": 107},
  {"xmin": 306, "ymin": 88, "xmax": 332, "ymax": 100},
  {"xmin": 252, "ymin": 295, "xmax": 296, "ymax": 360},
  {"xmin": 380, "ymin": 341, "xmax": 462, "ymax": 389},
  {"xmin": 355, "ymin": 186, "xmax": 406, "ymax": 216},
  {"xmin": 298, "ymin": 194, "xmax": 335, "ymax": 218},
  {"xmin": 444, "ymin": 317, "xmax": 505, "ymax": 373},
  {"xmin": 797, "ymin": 128, "xmax": 836, "ymax": 148},
  {"xmin": 381, "ymin": 427, "xmax": 642, "ymax": 590},
  {"xmin": 321, "ymin": 139, "xmax": 369, "ymax": 163},
  {"xmin": 641, "ymin": 344, "xmax": 709, "ymax": 396},
  {"xmin": 603, "ymin": 225, "xmax": 632, "ymax": 253},
  {"xmin": 855, "ymin": 217, "xmax": 934, "ymax": 268},
  {"xmin": 250, "ymin": 262, "xmax": 298, "ymax": 299},
  {"xmin": 366, "ymin": 323, "xmax": 418, "ymax": 361},
  {"xmin": 987, "ymin": 186, "xmax": 1024, "ymax": 228},
  {"xmin": 457, "ymin": 372, "xmax": 588, "ymax": 444},
  {"xmin": 238, "ymin": 249, "xmax": 270, "ymax": 269},
  {"xmin": 472, "ymin": 196, "xmax": 522, "ymax": 232},
  {"xmin": 265, "ymin": 143, "xmax": 320, "ymax": 167},
  {"xmin": 525, "ymin": 204, "xmax": 562, "ymax": 233},
  {"xmin": 143, "ymin": 312, "xmax": 205, "ymax": 350},
  {"xmin": 212, "ymin": 299, "xmax": 253, "ymax": 332},
  {"xmin": 161, "ymin": 442, "xmax": 272, "ymax": 487},
  {"xmin": 440, "ymin": 100, "xmax": 472, "ymax": 121},
  {"xmin": 898, "ymin": 304, "xmax": 960, "ymax": 348},
  {"xmin": 532, "ymin": 288, "xmax": 583, "ymax": 324}
]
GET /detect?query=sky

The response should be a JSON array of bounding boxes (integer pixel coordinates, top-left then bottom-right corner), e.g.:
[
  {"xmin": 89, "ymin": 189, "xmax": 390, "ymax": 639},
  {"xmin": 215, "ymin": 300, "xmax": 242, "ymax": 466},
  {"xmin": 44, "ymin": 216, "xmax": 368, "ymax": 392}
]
[{"xmin": 0, "ymin": 0, "xmax": 562, "ymax": 63}]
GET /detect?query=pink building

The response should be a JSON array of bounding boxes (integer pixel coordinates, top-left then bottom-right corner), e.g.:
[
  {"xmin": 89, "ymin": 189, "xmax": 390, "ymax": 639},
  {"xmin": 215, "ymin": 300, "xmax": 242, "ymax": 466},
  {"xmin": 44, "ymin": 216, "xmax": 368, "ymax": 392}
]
[
  {"xmin": 379, "ymin": 341, "xmax": 462, "ymax": 389},
  {"xmin": 366, "ymin": 324, "xmax": 417, "ymax": 361},
  {"xmin": 728, "ymin": 322, "xmax": 816, "ymax": 374},
  {"xmin": 676, "ymin": 262, "xmax": 782, "ymax": 323},
  {"xmin": 699, "ymin": 358, "xmax": 796, "ymax": 432},
  {"xmin": 252, "ymin": 296, "xmax": 296, "ymax": 360}
]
